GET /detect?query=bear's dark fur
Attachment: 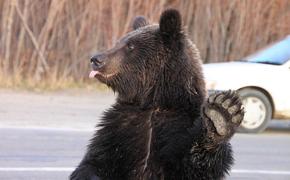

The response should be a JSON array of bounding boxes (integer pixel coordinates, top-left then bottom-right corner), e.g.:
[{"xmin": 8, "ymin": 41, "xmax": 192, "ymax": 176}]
[{"xmin": 71, "ymin": 9, "xmax": 244, "ymax": 180}]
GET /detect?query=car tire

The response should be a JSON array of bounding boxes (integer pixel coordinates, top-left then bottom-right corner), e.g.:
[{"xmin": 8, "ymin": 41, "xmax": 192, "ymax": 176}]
[{"xmin": 237, "ymin": 88, "xmax": 272, "ymax": 133}]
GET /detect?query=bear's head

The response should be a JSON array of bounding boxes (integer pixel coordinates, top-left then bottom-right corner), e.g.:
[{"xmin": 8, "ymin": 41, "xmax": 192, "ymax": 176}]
[{"xmin": 90, "ymin": 9, "xmax": 206, "ymax": 109}]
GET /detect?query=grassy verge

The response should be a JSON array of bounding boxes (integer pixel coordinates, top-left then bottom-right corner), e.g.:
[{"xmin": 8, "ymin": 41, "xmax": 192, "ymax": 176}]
[{"xmin": 0, "ymin": 73, "xmax": 108, "ymax": 92}]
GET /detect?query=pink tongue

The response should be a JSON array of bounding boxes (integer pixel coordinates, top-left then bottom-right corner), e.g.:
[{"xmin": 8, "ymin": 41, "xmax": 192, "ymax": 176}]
[{"xmin": 89, "ymin": 71, "xmax": 100, "ymax": 78}]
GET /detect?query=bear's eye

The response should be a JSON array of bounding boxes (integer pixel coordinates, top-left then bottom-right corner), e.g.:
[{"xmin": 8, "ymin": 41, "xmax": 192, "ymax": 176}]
[{"xmin": 127, "ymin": 43, "xmax": 135, "ymax": 51}]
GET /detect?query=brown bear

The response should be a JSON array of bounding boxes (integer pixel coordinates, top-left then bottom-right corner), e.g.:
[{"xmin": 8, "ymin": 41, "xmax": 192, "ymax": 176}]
[{"xmin": 70, "ymin": 9, "xmax": 244, "ymax": 180}]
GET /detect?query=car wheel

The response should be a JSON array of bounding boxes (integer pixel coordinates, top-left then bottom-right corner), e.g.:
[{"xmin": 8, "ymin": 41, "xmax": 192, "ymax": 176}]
[{"xmin": 237, "ymin": 89, "xmax": 272, "ymax": 133}]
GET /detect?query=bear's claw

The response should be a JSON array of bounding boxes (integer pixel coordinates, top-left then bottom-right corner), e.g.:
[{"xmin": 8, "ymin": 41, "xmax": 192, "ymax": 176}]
[{"xmin": 203, "ymin": 90, "xmax": 244, "ymax": 142}]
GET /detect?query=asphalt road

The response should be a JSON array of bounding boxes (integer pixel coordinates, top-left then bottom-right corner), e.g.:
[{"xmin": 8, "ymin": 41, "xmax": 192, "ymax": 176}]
[{"xmin": 0, "ymin": 90, "xmax": 290, "ymax": 180}]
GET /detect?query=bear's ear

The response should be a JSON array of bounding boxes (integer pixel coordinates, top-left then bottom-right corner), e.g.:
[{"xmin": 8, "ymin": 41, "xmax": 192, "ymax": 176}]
[
  {"xmin": 132, "ymin": 16, "xmax": 149, "ymax": 30},
  {"xmin": 159, "ymin": 9, "xmax": 182, "ymax": 39}
]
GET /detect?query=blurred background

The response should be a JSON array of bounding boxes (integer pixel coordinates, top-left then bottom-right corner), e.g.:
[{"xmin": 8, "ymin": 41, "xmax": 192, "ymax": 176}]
[
  {"xmin": 1, "ymin": 0, "xmax": 290, "ymax": 88},
  {"xmin": 0, "ymin": 0, "xmax": 290, "ymax": 180}
]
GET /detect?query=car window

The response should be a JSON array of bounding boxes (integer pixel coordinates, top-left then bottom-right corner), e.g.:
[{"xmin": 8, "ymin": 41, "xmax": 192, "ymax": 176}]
[{"xmin": 245, "ymin": 36, "xmax": 290, "ymax": 65}]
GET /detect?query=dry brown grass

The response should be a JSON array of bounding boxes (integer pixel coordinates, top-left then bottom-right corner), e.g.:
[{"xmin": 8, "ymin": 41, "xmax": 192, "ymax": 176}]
[{"xmin": 0, "ymin": 0, "xmax": 290, "ymax": 89}]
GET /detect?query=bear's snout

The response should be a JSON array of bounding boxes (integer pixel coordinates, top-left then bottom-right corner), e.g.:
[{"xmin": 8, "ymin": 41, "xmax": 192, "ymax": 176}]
[
  {"xmin": 90, "ymin": 54, "xmax": 106, "ymax": 70},
  {"xmin": 89, "ymin": 52, "xmax": 119, "ymax": 79}
]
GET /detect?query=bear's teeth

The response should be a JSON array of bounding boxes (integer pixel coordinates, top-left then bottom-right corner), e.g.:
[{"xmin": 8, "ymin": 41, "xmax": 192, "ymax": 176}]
[{"xmin": 89, "ymin": 71, "xmax": 100, "ymax": 78}]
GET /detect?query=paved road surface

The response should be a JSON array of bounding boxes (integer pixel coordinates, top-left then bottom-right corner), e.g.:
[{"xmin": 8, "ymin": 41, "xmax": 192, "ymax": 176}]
[{"xmin": 0, "ymin": 90, "xmax": 290, "ymax": 180}]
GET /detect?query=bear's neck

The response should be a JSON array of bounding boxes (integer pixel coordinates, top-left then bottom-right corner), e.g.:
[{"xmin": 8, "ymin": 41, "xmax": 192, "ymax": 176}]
[
  {"xmin": 154, "ymin": 82, "xmax": 205, "ymax": 114},
  {"xmin": 117, "ymin": 78, "xmax": 206, "ymax": 117}
]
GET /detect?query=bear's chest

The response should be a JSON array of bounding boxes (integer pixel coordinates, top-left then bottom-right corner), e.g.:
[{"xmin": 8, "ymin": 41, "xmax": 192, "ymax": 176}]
[{"xmin": 96, "ymin": 108, "xmax": 194, "ymax": 177}]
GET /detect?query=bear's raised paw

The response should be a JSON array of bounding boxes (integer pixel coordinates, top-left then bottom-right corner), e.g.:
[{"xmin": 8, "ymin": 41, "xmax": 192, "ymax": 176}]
[{"xmin": 203, "ymin": 90, "xmax": 244, "ymax": 143}]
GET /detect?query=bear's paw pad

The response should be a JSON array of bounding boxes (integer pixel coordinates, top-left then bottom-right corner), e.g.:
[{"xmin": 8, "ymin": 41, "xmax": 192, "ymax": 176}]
[{"xmin": 204, "ymin": 90, "xmax": 244, "ymax": 137}]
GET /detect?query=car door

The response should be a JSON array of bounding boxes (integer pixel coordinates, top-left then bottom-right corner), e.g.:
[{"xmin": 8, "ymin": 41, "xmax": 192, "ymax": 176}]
[{"xmin": 273, "ymin": 60, "xmax": 290, "ymax": 118}]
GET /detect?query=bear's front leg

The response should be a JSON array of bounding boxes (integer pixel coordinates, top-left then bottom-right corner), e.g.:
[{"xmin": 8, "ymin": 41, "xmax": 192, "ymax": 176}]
[
  {"xmin": 70, "ymin": 164, "xmax": 101, "ymax": 180},
  {"xmin": 183, "ymin": 91, "xmax": 244, "ymax": 180},
  {"xmin": 203, "ymin": 90, "xmax": 244, "ymax": 145}
]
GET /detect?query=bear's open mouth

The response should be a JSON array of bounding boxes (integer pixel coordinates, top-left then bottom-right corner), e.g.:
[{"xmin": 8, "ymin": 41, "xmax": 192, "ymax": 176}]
[{"xmin": 89, "ymin": 70, "xmax": 116, "ymax": 79}]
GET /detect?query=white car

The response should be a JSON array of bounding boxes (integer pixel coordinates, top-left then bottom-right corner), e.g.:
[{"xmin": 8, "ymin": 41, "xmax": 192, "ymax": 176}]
[{"xmin": 203, "ymin": 36, "xmax": 290, "ymax": 133}]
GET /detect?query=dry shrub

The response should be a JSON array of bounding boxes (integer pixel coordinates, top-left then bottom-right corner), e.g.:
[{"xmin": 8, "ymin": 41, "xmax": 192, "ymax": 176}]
[{"xmin": 0, "ymin": 0, "xmax": 290, "ymax": 88}]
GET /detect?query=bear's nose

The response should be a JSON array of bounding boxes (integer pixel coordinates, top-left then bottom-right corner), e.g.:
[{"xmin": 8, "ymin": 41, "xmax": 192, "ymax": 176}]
[{"xmin": 90, "ymin": 54, "xmax": 105, "ymax": 69}]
